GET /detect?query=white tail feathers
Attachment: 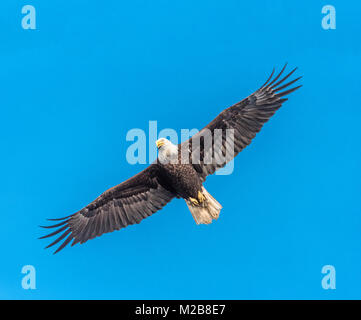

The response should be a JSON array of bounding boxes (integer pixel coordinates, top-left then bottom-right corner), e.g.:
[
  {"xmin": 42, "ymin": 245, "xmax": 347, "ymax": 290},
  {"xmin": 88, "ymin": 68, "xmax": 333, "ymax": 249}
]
[{"xmin": 185, "ymin": 187, "xmax": 222, "ymax": 225}]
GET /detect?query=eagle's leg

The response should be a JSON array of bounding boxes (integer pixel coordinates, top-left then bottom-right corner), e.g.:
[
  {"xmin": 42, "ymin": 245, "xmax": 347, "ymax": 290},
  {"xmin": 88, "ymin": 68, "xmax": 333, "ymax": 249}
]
[
  {"xmin": 189, "ymin": 197, "xmax": 199, "ymax": 206},
  {"xmin": 188, "ymin": 191, "xmax": 206, "ymax": 206},
  {"xmin": 197, "ymin": 191, "xmax": 206, "ymax": 203}
]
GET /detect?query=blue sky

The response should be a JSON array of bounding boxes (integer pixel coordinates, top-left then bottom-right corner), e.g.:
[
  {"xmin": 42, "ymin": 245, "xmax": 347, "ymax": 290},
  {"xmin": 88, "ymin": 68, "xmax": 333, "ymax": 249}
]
[{"xmin": 1, "ymin": 0, "xmax": 360, "ymax": 299}]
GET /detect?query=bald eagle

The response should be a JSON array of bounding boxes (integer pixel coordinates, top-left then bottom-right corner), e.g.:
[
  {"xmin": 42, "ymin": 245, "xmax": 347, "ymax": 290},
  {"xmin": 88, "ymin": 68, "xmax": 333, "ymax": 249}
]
[{"xmin": 40, "ymin": 65, "xmax": 301, "ymax": 253}]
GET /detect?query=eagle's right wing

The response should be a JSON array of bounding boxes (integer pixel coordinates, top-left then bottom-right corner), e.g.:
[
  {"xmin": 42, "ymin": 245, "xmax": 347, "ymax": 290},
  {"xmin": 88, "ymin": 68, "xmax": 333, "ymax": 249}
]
[{"xmin": 40, "ymin": 163, "xmax": 175, "ymax": 254}]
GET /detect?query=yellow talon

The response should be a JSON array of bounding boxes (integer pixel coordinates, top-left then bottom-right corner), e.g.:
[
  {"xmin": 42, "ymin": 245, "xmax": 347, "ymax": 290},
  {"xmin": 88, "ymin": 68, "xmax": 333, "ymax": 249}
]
[
  {"xmin": 189, "ymin": 197, "xmax": 199, "ymax": 206},
  {"xmin": 198, "ymin": 191, "xmax": 206, "ymax": 203}
]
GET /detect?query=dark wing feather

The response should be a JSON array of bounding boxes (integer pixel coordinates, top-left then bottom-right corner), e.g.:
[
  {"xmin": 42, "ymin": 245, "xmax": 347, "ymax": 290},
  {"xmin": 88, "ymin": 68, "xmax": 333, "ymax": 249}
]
[
  {"xmin": 40, "ymin": 163, "xmax": 175, "ymax": 253},
  {"xmin": 181, "ymin": 64, "xmax": 302, "ymax": 181}
]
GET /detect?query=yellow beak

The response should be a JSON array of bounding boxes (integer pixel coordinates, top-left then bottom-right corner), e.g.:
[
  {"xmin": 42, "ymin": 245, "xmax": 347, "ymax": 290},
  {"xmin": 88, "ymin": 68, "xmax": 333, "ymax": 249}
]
[{"xmin": 156, "ymin": 140, "xmax": 165, "ymax": 149}]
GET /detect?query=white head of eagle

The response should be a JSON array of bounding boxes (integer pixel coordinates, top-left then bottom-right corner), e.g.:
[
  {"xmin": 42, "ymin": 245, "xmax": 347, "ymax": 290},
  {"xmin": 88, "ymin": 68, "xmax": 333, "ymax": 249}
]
[{"xmin": 156, "ymin": 138, "xmax": 178, "ymax": 164}]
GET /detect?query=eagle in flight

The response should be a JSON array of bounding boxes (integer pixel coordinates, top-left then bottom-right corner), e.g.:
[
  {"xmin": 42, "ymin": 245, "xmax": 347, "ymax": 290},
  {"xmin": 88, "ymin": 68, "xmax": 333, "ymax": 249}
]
[{"xmin": 40, "ymin": 65, "xmax": 301, "ymax": 253}]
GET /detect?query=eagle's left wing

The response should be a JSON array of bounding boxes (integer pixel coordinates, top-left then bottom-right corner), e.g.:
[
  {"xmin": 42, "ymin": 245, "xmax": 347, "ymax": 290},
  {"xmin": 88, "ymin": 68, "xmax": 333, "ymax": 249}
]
[
  {"xmin": 40, "ymin": 163, "xmax": 175, "ymax": 254},
  {"xmin": 181, "ymin": 64, "xmax": 302, "ymax": 181}
]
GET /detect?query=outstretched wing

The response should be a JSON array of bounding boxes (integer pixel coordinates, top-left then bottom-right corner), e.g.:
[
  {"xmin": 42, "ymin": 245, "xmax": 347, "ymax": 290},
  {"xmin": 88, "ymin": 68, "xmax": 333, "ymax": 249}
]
[
  {"xmin": 181, "ymin": 64, "xmax": 302, "ymax": 181},
  {"xmin": 40, "ymin": 163, "xmax": 175, "ymax": 254}
]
